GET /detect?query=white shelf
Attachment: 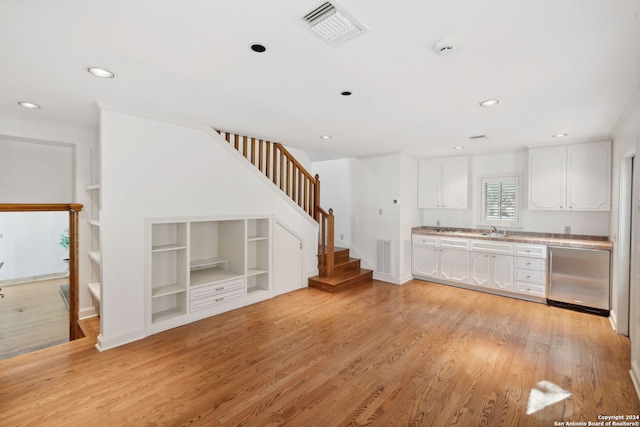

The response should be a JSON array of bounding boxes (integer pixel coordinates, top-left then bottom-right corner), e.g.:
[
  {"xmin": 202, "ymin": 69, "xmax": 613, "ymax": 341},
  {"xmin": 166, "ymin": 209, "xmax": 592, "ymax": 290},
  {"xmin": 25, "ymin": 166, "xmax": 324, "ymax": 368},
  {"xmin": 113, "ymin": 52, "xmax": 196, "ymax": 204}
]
[
  {"xmin": 152, "ymin": 244, "xmax": 187, "ymax": 252},
  {"xmin": 190, "ymin": 267, "xmax": 243, "ymax": 287},
  {"xmin": 88, "ymin": 281, "xmax": 101, "ymax": 302},
  {"xmin": 152, "ymin": 284, "xmax": 186, "ymax": 298},
  {"xmin": 190, "ymin": 257, "xmax": 227, "ymax": 271},
  {"xmin": 247, "ymin": 288, "xmax": 269, "ymax": 298},
  {"xmin": 247, "ymin": 236, "xmax": 268, "ymax": 242},
  {"xmin": 89, "ymin": 219, "xmax": 100, "ymax": 227},
  {"xmin": 86, "ymin": 184, "xmax": 101, "ymax": 190},
  {"xmin": 152, "ymin": 307, "xmax": 184, "ymax": 323},
  {"xmin": 247, "ymin": 268, "xmax": 268, "ymax": 277},
  {"xmin": 88, "ymin": 251, "xmax": 101, "ymax": 264}
]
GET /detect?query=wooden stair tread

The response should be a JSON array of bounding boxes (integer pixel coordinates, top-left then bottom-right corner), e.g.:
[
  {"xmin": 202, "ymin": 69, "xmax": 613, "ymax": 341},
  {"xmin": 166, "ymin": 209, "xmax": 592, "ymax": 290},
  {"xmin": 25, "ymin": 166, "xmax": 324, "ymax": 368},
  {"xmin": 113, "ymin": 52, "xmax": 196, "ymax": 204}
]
[{"xmin": 308, "ymin": 269, "xmax": 373, "ymax": 293}]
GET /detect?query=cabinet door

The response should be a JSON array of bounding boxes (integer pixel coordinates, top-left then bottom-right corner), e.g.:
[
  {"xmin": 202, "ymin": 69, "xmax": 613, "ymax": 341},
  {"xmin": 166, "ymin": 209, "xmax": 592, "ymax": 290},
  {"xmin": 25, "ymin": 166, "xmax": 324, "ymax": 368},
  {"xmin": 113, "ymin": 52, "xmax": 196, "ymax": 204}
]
[
  {"xmin": 412, "ymin": 245, "xmax": 439, "ymax": 277},
  {"xmin": 491, "ymin": 255, "xmax": 514, "ymax": 291},
  {"xmin": 528, "ymin": 146, "xmax": 566, "ymax": 210},
  {"xmin": 440, "ymin": 248, "xmax": 469, "ymax": 282},
  {"xmin": 566, "ymin": 142, "xmax": 611, "ymax": 211},
  {"xmin": 418, "ymin": 158, "xmax": 441, "ymax": 208},
  {"xmin": 441, "ymin": 156, "xmax": 468, "ymax": 208},
  {"xmin": 469, "ymin": 252, "xmax": 492, "ymax": 288}
]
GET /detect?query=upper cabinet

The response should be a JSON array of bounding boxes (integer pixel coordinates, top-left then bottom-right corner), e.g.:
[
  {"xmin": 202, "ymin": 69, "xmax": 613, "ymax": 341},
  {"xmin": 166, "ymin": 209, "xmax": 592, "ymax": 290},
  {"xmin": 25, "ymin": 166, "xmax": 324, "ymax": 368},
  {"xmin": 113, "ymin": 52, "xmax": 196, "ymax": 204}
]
[
  {"xmin": 528, "ymin": 141, "xmax": 611, "ymax": 211},
  {"xmin": 418, "ymin": 156, "xmax": 468, "ymax": 209}
]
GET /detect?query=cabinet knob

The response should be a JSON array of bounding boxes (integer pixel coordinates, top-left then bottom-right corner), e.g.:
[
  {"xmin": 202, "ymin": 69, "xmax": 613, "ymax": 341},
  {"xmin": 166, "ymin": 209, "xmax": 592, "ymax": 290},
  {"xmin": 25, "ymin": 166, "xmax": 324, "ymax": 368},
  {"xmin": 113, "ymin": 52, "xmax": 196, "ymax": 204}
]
[
  {"xmin": 560, "ymin": 205, "xmax": 563, "ymax": 209},
  {"xmin": 526, "ymin": 262, "xmax": 531, "ymax": 265}
]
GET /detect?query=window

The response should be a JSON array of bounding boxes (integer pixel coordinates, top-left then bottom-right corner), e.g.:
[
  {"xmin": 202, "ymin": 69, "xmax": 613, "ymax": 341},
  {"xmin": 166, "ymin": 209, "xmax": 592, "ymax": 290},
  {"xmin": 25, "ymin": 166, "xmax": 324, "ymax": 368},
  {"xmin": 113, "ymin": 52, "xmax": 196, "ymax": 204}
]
[{"xmin": 481, "ymin": 176, "xmax": 519, "ymax": 225}]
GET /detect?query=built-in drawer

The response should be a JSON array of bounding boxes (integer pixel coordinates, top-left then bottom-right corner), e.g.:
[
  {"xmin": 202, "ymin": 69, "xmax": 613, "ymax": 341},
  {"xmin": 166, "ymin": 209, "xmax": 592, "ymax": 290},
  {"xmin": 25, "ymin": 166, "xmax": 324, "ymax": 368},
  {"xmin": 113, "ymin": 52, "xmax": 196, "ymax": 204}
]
[
  {"xmin": 470, "ymin": 240, "xmax": 513, "ymax": 255},
  {"xmin": 190, "ymin": 278, "xmax": 245, "ymax": 312},
  {"xmin": 439, "ymin": 238, "xmax": 469, "ymax": 250},
  {"xmin": 513, "ymin": 268, "xmax": 546, "ymax": 284},
  {"xmin": 514, "ymin": 244, "xmax": 547, "ymax": 259},
  {"xmin": 412, "ymin": 235, "xmax": 438, "ymax": 246},
  {"xmin": 514, "ymin": 257, "xmax": 546, "ymax": 271},
  {"xmin": 515, "ymin": 281, "xmax": 546, "ymax": 297}
]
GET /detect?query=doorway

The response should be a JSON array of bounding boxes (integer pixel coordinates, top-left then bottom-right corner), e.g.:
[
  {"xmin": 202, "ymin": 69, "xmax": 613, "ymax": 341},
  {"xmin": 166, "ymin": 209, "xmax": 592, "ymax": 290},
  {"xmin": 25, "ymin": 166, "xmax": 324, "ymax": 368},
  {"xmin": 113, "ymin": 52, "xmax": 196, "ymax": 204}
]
[{"xmin": 0, "ymin": 204, "xmax": 82, "ymax": 359}]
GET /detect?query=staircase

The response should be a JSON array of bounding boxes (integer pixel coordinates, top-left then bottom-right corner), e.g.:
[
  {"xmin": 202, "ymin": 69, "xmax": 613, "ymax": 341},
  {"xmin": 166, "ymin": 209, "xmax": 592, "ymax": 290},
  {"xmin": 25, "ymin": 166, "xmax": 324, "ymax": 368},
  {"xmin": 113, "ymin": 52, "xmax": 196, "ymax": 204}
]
[
  {"xmin": 216, "ymin": 131, "xmax": 372, "ymax": 292},
  {"xmin": 308, "ymin": 247, "xmax": 373, "ymax": 293}
]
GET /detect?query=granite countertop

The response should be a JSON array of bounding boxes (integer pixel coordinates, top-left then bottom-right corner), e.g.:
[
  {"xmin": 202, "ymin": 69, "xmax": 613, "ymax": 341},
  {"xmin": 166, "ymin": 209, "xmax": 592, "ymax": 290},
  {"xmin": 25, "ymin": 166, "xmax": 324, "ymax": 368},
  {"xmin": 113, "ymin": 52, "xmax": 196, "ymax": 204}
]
[{"xmin": 411, "ymin": 226, "xmax": 612, "ymax": 251}]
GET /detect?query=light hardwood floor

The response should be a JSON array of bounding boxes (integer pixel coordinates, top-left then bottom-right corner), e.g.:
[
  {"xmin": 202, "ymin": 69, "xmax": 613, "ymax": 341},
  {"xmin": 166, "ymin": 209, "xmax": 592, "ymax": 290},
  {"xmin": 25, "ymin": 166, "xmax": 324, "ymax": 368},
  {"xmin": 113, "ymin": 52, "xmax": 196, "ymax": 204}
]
[
  {"xmin": 1, "ymin": 280, "xmax": 638, "ymax": 426},
  {"xmin": 0, "ymin": 277, "xmax": 68, "ymax": 360}
]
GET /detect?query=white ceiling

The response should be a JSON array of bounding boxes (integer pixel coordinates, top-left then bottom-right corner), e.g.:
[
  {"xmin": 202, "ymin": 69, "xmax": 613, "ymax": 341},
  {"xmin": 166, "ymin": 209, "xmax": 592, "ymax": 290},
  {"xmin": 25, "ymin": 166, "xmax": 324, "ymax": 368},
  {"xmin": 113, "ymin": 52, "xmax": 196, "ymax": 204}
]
[{"xmin": 1, "ymin": 0, "xmax": 639, "ymax": 159}]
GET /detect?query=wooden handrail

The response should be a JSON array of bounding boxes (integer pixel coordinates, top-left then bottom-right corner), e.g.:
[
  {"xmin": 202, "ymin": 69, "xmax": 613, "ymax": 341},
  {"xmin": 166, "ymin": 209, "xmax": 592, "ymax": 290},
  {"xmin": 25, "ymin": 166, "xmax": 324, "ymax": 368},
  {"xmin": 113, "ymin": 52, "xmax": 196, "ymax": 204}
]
[
  {"xmin": 217, "ymin": 131, "xmax": 321, "ymax": 220},
  {"xmin": 316, "ymin": 207, "xmax": 335, "ymax": 277},
  {"xmin": 217, "ymin": 131, "xmax": 336, "ymax": 277}
]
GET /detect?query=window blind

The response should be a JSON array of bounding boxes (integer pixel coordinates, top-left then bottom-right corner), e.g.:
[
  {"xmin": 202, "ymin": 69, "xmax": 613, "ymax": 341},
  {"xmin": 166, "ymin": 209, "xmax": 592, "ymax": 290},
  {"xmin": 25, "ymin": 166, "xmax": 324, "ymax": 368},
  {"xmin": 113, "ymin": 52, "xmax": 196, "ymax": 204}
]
[{"xmin": 482, "ymin": 177, "xmax": 518, "ymax": 223}]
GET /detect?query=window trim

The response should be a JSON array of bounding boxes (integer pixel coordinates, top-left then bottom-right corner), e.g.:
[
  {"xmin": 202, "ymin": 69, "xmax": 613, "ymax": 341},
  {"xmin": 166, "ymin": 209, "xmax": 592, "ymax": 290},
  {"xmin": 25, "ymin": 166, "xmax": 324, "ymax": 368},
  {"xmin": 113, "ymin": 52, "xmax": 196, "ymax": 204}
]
[{"xmin": 479, "ymin": 175, "xmax": 520, "ymax": 226}]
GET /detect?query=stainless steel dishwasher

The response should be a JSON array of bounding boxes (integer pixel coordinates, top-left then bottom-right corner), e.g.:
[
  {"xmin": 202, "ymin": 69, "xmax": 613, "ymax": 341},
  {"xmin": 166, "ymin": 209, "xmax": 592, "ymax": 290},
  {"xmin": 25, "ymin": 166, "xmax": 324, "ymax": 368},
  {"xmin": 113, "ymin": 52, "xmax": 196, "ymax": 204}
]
[{"xmin": 548, "ymin": 246, "xmax": 611, "ymax": 316}]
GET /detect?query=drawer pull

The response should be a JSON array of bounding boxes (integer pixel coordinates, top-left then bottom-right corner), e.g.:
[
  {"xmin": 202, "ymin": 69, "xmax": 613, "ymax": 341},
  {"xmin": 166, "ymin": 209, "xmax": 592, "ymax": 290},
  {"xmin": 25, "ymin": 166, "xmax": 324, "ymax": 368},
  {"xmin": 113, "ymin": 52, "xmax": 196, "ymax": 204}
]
[
  {"xmin": 215, "ymin": 287, "xmax": 224, "ymax": 291},
  {"xmin": 215, "ymin": 297, "xmax": 224, "ymax": 302},
  {"xmin": 526, "ymin": 262, "xmax": 531, "ymax": 265}
]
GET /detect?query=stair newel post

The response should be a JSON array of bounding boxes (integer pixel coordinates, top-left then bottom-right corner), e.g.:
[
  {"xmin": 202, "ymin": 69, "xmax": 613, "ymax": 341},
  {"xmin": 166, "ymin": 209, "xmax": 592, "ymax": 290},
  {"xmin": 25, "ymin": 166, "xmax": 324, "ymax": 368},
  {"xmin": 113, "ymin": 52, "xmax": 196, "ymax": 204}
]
[
  {"xmin": 314, "ymin": 174, "xmax": 320, "ymax": 221},
  {"xmin": 327, "ymin": 208, "xmax": 335, "ymax": 277}
]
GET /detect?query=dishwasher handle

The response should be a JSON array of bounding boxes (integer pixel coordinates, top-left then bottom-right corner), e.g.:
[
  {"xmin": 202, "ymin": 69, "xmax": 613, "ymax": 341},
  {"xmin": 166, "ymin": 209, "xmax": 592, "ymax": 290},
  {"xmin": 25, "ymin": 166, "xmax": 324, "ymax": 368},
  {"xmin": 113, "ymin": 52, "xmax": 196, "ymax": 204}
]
[{"xmin": 548, "ymin": 251, "xmax": 553, "ymax": 295}]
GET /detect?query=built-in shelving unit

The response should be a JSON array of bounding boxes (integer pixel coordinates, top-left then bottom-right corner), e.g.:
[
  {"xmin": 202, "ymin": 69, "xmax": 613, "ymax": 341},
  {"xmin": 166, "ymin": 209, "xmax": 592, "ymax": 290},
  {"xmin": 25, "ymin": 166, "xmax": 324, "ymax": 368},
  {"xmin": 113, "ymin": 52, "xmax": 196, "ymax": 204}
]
[
  {"xmin": 148, "ymin": 216, "xmax": 271, "ymax": 331},
  {"xmin": 86, "ymin": 184, "xmax": 102, "ymax": 313},
  {"xmin": 246, "ymin": 218, "xmax": 269, "ymax": 297},
  {"xmin": 150, "ymin": 222, "xmax": 188, "ymax": 323}
]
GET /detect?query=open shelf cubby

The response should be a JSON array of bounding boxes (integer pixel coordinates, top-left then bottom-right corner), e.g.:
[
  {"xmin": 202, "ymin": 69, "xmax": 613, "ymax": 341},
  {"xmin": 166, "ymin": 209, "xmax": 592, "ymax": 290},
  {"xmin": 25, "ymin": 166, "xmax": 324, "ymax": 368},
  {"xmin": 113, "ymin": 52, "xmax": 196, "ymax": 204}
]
[{"xmin": 150, "ymin": 222, "xmax": 188, "ymax": 323}]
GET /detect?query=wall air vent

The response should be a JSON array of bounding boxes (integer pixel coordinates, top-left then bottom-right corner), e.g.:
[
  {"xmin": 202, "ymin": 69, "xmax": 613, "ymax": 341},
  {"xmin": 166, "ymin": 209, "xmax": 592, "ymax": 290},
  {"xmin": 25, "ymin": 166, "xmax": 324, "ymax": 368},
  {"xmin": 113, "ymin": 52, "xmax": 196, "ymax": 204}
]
[
  {"xmin": 376, "ymin": 239, "xmax": 392, "ymax": 276},
  {"xmin": 300, "ymin": 1, "xmax": 368, "ymax": 47}
]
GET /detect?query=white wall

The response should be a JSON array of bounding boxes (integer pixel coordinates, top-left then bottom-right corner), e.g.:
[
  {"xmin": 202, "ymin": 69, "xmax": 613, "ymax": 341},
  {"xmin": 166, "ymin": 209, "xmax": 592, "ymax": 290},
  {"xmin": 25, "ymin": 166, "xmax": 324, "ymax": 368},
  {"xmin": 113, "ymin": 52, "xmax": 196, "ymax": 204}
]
[
  {"xmin": 611, "ymin": 89, "xmax": 640, "ymax": 392},
  {"xmin": 313, "ymin": 154, "xmax": 420, "ymax": 284},
  {"xmin": 0, "ymin": 115, "xmax": 98, "ymax": 316},
  {"xmin": 0, "ymin": 138, "xmax": 73, "ymax": 202},
  {"xmin": 0, "ymin": 211, "xmax": 69, "ymax": 281},
  {"xmin": 98, "ymin": 107, "xmax": 319, "ymax": 349},
  {"xmin": 421, "ymin": 150, "xmax": 611, "ymax": 236}
]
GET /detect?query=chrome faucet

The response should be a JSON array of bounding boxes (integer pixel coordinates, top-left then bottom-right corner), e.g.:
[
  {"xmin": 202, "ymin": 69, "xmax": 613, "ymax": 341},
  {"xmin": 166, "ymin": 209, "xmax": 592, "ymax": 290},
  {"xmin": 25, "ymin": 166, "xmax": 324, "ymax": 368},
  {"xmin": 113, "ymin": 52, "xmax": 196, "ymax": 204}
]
[{"xmin": 490, "ymin": 226, "xmax": 498, "ymax": 234}]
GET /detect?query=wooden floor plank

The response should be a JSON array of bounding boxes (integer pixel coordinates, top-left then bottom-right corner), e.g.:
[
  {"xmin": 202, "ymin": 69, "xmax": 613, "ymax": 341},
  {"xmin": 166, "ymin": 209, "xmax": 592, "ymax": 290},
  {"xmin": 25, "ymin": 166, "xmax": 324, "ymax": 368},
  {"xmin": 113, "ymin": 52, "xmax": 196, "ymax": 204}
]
[{"xmin": 0, "ymin": 280, "xmax": 638, "ymax": 426}]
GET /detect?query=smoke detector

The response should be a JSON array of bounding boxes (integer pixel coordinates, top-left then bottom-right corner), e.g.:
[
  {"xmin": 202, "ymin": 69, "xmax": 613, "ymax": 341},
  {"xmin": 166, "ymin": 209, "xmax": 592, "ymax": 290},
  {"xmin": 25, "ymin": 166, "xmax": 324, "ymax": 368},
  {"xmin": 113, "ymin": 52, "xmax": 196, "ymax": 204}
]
[
  {"xmin": 433, "ymin": 39, "xmax": 458, "ymax": 55},
  {"xmin": 299, "ymin": 1, "xmax": 368, "ymax": 47}
]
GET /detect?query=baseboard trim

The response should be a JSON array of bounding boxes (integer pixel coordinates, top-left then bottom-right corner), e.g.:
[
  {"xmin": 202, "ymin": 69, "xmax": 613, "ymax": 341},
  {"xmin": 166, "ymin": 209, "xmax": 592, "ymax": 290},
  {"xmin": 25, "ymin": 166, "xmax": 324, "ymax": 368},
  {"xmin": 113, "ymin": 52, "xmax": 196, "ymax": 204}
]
[
  {"xmin": 630, "ymin": 360, "xmax": 640, "ymax": 401},
  {"xmin": 95, "ymin": 328, "xmax": 145, "ymax": 352},
  {"xmin": 372, "ymin": 273, "xmax": 412, "ymax": 285},
  {"xmin": 79, "ymin": 306, "xmax": 97, "ymax": 320}
]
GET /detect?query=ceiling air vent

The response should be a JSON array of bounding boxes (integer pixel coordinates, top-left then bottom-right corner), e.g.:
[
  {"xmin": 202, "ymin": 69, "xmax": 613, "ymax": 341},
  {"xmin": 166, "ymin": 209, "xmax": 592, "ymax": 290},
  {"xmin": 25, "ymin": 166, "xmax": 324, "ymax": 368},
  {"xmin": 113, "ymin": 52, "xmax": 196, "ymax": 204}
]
[{"xmin": 300, "ymin": 2, "xmax": 368, "ymax": 47}]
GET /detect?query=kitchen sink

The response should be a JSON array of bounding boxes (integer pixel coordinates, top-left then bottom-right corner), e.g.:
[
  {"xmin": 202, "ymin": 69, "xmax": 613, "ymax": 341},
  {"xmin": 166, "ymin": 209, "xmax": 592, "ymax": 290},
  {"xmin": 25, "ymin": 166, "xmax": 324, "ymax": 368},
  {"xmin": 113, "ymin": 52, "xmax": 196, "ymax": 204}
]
[{"xmin": 481, "ymin": 232, "xmax": 507, "ymax": 238}]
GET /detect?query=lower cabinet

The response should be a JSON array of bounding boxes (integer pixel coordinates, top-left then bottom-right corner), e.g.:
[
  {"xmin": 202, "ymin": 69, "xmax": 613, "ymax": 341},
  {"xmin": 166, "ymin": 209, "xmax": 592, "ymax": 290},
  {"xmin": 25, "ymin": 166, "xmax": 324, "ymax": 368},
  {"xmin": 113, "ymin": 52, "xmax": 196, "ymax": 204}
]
[
  {"xmin": 439, "ymin": 248, "xmax": 470, "ymax": 283},
  {"xmin": 412, "ymin": 234, "xmax": 547, "ymax": 302},
  {"xmin": 470, "ymin": 252, "xmax": 514, "ymax": 291},
  {"xmin": 411, "ymin": 238, "xmax": 469, "ymax": 283}
]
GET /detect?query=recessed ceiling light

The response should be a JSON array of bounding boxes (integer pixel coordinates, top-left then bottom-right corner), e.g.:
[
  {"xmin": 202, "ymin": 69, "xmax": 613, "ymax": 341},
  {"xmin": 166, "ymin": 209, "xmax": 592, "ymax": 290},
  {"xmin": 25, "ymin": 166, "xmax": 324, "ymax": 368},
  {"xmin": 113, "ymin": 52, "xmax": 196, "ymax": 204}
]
[
  {"xmin": 341, "ymin": 91, "xmax": 352, "ymax": 96},
  {"xmin": 250, "ymin": 44, "xmax": 266, "ymax": 53},
  {"xmin": 320, "ymin": 135, "xmax": 332, "ymax": 140},
  {"xmin": 453, "ymin": 146, "xmax": 464, "ymax": 150},
  {"xmin": 18, "ymin": 101, "xmax": 41, "ymax": 109},
  {"xmin": 87, "ymin": 67, "xmax": 115, "ymax": 78},
  {"xmin": 552, "ymin": 133, "xmax": 568, "ymax": 138},
  {"xmin": 479, "ymin": 99, "xmax": 501, "ymax": 107}
]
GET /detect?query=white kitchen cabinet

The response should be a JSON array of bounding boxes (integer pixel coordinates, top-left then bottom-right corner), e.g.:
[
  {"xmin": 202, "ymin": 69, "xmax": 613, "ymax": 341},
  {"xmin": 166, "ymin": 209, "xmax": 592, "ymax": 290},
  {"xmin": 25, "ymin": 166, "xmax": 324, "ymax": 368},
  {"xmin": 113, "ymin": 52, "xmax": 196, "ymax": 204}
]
[
  {"xmin": 469, "ymin": 252, "xmax": 513, "ymax": 291},
  {"xmin": 411, "ymin": 236, "xmax": 469, "ymax": 282},
  {"xmin": 439, "ymin": 248, "xmax": 470, "ymax": 283},
  {"xmin": 418, "ymin": 156, "xmax": 468, "ymax": 209},
  {"xmin": 513, "ymin": 243, "xmax": 547, "ymax": 298},
  {"xmin": 528, "ymin": 141, "xmax": 611, "ymax": 211}
]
